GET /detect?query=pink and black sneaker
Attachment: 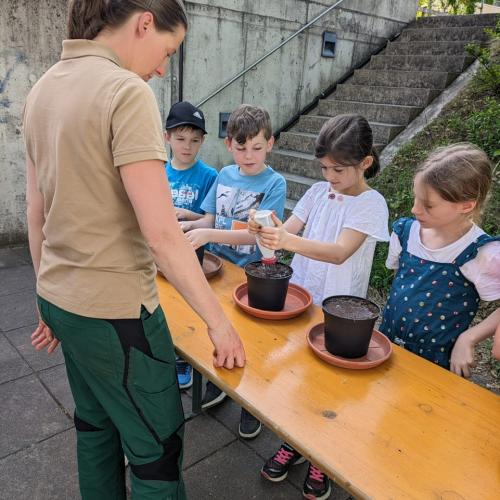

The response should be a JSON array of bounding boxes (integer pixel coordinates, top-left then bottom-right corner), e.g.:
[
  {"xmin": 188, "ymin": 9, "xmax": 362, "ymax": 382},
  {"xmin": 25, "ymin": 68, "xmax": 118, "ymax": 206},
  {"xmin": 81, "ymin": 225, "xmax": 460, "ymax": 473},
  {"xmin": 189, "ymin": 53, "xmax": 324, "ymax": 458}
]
[
  {"xmin": 261, "ymin": 443, "xmax": 305, "ymax": 482},
  {"xmin": 302, "ymin": 463, "xmax": 331, "ymax": 500}
]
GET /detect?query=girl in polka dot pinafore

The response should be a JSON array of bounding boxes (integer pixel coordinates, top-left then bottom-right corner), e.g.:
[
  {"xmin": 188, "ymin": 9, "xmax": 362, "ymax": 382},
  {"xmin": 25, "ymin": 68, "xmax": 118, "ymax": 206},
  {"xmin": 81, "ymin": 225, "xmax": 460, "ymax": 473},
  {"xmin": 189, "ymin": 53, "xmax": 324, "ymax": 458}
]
[{"xmin": 380, "ymin": 144, "xmax": 500, "ymax": 377}]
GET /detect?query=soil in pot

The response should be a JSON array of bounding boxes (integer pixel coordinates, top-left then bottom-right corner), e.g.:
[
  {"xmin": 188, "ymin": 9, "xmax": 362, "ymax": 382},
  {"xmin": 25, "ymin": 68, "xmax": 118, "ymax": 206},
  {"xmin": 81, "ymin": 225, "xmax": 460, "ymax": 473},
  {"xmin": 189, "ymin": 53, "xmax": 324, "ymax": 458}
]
[
  {"xmin": 245, "ymin": 261, "xmax": 293, "ymax": 311},
  {"xmin": 322, "ymin": 295, "xmax": 379, "ymax": 358}
]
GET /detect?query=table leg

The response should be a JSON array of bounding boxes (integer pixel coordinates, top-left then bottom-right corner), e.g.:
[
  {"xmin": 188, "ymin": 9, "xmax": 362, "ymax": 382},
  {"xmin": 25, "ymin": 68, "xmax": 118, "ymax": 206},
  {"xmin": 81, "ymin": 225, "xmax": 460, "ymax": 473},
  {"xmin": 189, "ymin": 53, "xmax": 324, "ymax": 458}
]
[{"xmin": 191, "ymin": 368, "xmax": 202, "ymax": 416}]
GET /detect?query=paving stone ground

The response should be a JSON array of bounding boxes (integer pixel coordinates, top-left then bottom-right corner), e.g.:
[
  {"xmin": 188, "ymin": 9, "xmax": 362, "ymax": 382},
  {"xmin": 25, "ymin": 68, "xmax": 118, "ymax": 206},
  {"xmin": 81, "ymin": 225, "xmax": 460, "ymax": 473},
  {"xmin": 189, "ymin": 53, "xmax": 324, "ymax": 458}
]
[{"xmin": 0, "ymin": 246, "xmax": 351, "ymax": 500}]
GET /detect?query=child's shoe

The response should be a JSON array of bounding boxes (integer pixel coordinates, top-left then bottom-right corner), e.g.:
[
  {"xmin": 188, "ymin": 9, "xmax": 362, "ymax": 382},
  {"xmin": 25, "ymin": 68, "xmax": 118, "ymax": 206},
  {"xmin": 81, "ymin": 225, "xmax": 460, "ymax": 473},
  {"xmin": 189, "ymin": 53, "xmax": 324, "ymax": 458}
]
[
  {"xmin": 261, "ymin": 443, "xmax": 305, "ymax": 481},
  {"xmin": 302, "ymin": 463, "xmax": 331, "ymax": 500},
  {"xmin": 175, "ymin": 358, "xmax": 193, "ymax": 390},
  {"xmin": 238, "ymin": 408, "xmax": 262, "ymax": 439},
  {"xmin": 201, "ymin": 381, "xmax": 227, "ymax": 409}
]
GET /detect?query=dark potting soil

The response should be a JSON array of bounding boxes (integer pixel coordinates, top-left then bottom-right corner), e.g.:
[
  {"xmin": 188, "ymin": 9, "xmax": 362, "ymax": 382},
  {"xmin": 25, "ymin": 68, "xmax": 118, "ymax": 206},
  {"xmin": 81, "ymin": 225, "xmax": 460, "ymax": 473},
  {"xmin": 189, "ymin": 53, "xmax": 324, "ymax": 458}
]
[
  {"xmin": 323, "ymin": 296, "xmax": 378, "ymax": 320},
  {"xmin": 245, "ymin": 262, "xmax": 293, "ymax": 279}
]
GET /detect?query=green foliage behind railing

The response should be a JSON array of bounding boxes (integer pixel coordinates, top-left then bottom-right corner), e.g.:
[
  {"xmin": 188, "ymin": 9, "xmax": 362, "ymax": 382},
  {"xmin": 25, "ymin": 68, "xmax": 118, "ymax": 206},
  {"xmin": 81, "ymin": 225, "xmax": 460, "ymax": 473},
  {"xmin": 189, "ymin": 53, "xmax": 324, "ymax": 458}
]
[{"xmin": 419, "ymin": 0, "xmax": 495, "ymax": 15}]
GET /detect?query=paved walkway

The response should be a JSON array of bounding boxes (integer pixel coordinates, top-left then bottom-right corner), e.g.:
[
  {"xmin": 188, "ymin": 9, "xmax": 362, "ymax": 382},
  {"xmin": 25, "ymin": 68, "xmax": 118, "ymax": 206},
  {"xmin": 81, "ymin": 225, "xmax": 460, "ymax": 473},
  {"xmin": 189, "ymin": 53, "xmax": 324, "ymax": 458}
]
[{"xmin": 0, "ymin": 245, "xmax": 350, "ymax": 500}]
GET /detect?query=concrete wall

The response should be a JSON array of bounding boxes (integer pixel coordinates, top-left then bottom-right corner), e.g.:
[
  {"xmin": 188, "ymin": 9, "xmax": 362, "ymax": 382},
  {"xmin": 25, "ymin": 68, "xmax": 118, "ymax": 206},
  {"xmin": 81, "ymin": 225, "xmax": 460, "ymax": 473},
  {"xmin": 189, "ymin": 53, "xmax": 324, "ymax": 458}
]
[
  {"xmin": 0, "ymin": 1, "xmax": 68, "ymax": 246},
  {"xmin": 0, "ymin": 0, "xmax": 418, "ymax": 245}
]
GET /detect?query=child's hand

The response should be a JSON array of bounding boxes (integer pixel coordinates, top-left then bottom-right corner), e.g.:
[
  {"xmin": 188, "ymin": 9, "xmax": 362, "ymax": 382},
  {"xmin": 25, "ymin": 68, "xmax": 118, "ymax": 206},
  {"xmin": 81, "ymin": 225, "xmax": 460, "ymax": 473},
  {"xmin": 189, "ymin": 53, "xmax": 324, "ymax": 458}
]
[
  {"xmin": 257, "ymin": 212, "xmax": 288, "ymax": 250},
  {"xmin": 247, "ymin": 209, "xmax": 260, "ymax": 235},
  {"xmin": 179, "ymin": 220, "xmax": 192, "ymax": 232},
  {"xmin": 186, "ymin": 228, "xmax": 210, "ymax": 249},
  {"xmin": 175, "ymin": 208, "xmax": 192, "ymax": 221},
  {"xmin": 450, "ymin": 333, "xmax": 476, "ymax": 378}
]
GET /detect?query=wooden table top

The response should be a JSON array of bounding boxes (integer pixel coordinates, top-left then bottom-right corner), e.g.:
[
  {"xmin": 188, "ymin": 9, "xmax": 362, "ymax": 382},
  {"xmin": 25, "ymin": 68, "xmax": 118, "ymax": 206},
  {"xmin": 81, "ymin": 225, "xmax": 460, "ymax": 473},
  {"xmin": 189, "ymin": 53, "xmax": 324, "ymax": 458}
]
[{"xmin": 156, "ymin": 260, "xmax": 500, "ymax": 500}]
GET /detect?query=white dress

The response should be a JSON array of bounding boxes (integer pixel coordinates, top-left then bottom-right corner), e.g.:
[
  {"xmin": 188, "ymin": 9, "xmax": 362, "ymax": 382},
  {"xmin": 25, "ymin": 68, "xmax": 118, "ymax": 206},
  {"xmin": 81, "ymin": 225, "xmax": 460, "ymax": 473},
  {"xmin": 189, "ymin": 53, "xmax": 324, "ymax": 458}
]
[{"xmin": 290, "ymin": 182, "xmax": 390, "ymax": 305}]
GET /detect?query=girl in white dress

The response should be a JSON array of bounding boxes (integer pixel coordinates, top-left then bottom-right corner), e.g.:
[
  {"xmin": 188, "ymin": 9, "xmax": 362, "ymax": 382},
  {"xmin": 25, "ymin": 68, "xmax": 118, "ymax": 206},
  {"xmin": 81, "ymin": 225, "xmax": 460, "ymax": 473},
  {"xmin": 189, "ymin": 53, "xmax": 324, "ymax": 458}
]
[{"xmin": 250, "ymin": 114, "xmax": 389, "ymax": 500}]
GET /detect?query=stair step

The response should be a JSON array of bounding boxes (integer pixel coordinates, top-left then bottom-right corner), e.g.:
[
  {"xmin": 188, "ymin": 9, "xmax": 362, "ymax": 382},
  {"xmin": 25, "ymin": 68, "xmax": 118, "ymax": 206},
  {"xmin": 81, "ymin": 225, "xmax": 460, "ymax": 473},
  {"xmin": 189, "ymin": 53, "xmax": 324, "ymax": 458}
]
[
  {"xmin": 332, "ymin": 84, "xmax": 440, "ymax": 107},
  {"xmin": 278, "ymin": 130, "xmax": 386, "ymax": 156},
  {"xmin": 269, "ymin": 149, "xmax": 322, "ymax": 180},
  {"xmin": 412, "ymin": 13, "xmax": 498, "ymax": 29},
  {"xmin": 386, "ymin": 40, "xmax": 470, "ymax": 56},
  {"xmin": 281, "ymin": 172, "xmax": 317, "ymax": 201},
  {"xmin": 350, "ymin": 69, "xmax": 456, "ymax": 89},
  {"xmin": 399, "ymin": 26, "xmax": 490, "ymax": 42},
  {"xmin": 369, "ymin": 54, "xmax": 472, "ymax": 73},
  {"xmin": 279, "ymin": 131, "xmax": 318, "ymax": 155},
  {"xmin": 295, "ymin": 115, "xmax": 404, "ymax": 143},
  {"xmin": 318, "ymin": 99, "xmax": 422, "ymax": 126}
]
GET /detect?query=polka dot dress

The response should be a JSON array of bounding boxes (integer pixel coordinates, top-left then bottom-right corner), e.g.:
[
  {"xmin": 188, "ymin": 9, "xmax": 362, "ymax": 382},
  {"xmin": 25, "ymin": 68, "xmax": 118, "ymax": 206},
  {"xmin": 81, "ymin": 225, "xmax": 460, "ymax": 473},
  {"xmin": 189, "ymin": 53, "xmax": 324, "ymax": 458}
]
[{"xmin": 380, "ymin": 217, "xmax": 497, "ymax": 369}]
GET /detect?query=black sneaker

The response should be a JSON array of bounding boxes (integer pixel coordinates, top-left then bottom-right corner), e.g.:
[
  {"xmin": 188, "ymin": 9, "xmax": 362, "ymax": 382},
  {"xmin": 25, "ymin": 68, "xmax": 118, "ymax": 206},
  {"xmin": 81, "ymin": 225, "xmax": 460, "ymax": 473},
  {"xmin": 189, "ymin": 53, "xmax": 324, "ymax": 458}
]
[
  {"xmin": 302, "ymin": 463, "xmax": 331, "ymax": 500},
  {"xmin": 261, "ymin": 443, "xmax": 305, "ymax": 482},
  {"xmin": 201, "ymin": 381, "xmax": 227, "ymax": 410},
  {"xmin": 238, "ymin": 408, "xmax": 262, "ymax": 439}
]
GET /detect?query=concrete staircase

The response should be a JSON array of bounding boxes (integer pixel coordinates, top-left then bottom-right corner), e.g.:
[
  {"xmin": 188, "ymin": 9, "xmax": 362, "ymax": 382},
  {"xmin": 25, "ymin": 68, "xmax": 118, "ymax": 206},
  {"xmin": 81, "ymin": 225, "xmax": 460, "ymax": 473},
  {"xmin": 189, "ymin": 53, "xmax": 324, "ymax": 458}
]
[{"xmin": 270, "ymin": 13, "xmax": 498, "ymax": 213}]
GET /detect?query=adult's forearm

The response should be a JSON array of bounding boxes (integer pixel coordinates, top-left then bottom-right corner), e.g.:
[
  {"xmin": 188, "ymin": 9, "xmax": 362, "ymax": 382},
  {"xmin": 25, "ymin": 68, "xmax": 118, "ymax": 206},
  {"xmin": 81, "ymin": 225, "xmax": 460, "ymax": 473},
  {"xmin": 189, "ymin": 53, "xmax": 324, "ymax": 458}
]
[{"xmin": 151, "ymin": 233, "xmax": 229, "ymax": 330}]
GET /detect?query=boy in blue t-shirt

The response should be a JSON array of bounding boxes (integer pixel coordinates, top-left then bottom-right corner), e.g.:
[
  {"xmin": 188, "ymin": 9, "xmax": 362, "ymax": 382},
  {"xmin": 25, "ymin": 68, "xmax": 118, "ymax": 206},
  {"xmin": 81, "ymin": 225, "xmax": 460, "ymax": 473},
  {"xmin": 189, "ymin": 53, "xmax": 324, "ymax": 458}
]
[
  {"xmin": 181, "ymin": 104, "xmax": 286, "ymax": 439},
  {"xmin": 165, "ymin": 101, "xmax": 218, "ymax": 221},
  {"xmin": 165, "ymin": 101, "xmax": 218, "ymax": 390}
]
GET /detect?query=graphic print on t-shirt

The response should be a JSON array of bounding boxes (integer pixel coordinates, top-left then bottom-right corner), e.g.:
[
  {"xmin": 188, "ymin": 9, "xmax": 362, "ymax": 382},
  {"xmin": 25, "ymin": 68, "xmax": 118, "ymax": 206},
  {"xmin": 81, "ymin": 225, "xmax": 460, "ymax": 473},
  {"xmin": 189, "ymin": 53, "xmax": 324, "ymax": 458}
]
[
  {"xmin": 215, "ymin": 184, "xmax": 264, "ymax": 255},
  {"xmin": 170, "ymin": 182, "xmax": 199, "ymax": 210}
]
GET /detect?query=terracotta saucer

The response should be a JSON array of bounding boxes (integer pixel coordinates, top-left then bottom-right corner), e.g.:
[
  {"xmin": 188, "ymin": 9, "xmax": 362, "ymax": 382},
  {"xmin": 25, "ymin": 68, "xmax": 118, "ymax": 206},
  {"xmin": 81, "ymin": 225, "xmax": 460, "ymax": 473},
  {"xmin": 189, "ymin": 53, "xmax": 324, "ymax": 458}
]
[
  {"xmin": 233, "ymin": 282, "xmax": 312, "ymax": 320},
  {"xmin": 307, "ymin": 323, "xmax": 392, "ymax": 370},
  {"xmin": 157, "ymin": 252, "xmax": 223, "ymax": 281},
  {"xmin": 202, "ymin": 252, "xmax": 223, "ymax": 279}
]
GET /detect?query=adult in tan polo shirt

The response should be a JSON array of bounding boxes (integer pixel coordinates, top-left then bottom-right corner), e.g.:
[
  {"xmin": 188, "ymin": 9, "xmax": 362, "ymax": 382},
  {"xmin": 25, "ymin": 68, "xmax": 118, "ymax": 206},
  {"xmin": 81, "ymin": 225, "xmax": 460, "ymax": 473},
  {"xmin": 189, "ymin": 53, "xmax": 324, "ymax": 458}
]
[{"xmin": 23, "ymin": 1, "xmax": 244, "ymax": 499}]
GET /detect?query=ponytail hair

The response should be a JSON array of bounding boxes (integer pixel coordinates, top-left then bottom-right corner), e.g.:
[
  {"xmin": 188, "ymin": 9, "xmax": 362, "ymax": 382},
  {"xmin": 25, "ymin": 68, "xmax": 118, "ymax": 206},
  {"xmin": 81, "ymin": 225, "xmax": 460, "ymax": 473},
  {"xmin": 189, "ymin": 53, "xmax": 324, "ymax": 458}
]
[
  {"xmin": 68, "ymin": 0, "xmax": 188, "ymax": 40},
  {"xmin": 314, "ymin": 114, "xmax": 380, "ymax": 179}
]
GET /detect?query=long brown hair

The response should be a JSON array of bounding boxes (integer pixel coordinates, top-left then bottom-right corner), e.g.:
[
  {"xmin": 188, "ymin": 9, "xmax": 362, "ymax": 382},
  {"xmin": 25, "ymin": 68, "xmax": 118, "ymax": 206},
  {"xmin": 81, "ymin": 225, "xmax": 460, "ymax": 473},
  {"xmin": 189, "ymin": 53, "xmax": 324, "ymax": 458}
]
[
  {"xmin": 415, "ymin": 143, "xmax": 493, "ymax": 222},
  {"xmin": 314, "ymin": 114, "xmax": 380, "ymax": 179},
  {"xmin": 68, "ymin": 0, "xmax": 188, "ymax": 40}
]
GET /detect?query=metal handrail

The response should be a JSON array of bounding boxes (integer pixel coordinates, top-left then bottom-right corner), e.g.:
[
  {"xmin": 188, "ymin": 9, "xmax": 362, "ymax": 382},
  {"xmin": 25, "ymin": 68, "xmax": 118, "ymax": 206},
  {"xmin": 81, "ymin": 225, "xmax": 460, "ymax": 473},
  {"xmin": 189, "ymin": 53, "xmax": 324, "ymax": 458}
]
[{"xmin": 196, "ymin": 0, "xmax": 347, "ymax": 107}]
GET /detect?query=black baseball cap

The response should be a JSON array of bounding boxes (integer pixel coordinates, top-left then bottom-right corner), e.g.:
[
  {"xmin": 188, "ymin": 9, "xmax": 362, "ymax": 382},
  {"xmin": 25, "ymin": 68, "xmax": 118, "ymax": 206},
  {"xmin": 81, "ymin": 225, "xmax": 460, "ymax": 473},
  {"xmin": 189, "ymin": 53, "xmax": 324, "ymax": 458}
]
[{"xmin": 165, "ymin": 101, "xmax": 207, "ymax": 134}]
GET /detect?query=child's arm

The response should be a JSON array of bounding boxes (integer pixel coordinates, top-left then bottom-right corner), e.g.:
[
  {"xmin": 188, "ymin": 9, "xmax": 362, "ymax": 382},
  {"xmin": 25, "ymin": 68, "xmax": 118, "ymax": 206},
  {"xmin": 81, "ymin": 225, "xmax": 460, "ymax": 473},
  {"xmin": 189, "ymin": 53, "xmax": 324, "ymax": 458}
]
[
  {"xmin": 175, "ymin": 207, "xmax": 205, "ymax": 222},
  {"xmin": 450, "ymin": 308, "xmax": 500, "ymax": 378},
  {"xmin": 186, "ymin": 227, "xmax": 256, "ymax": 249},
  {"xmin": 180, "ymin": 213, "xmax": 215, "ymax": 232},
  {"xmin": 492, "ymin": 322, "xmax": 500, "ymax": 361},
  {"xmin": 248, "ymin": 211, "xmax": 304, "ymax": 237},
  {"xmin": 256, "ymin": 212, "xmax": 367, "ymax": 265}
]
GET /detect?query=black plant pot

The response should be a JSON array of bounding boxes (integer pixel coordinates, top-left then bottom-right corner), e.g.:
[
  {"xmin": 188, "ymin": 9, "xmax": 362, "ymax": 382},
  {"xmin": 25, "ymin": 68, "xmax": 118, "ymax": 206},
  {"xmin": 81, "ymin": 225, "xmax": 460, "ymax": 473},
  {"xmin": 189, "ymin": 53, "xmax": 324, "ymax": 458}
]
[
  {"xmin": 195, "ymin": 246, "xmax": 205, "ymax": 266},
  {"xmin": 244, "ymin": 261, "xmax": 293, "ymax": 311},
  {"xmin": 322, "ymin": 295, "xmax": 379, "ymax": 358}
]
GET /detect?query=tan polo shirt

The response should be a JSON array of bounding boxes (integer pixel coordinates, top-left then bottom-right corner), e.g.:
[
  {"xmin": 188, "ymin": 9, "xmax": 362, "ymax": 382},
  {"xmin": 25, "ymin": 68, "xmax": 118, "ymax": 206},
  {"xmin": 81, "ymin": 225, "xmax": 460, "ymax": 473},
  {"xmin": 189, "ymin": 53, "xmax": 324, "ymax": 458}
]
[{"xmin": 24, "ymin": 40, "xmax": 167, "ymax": 318}]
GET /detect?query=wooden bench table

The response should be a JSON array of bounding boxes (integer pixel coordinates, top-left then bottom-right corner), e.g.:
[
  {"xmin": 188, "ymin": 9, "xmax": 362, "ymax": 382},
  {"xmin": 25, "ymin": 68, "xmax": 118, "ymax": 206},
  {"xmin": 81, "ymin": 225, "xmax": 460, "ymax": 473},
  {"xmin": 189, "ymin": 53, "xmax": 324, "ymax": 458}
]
[{"xmin": 157, "ymin": 260, "xmax": 499, "ymax": 499}]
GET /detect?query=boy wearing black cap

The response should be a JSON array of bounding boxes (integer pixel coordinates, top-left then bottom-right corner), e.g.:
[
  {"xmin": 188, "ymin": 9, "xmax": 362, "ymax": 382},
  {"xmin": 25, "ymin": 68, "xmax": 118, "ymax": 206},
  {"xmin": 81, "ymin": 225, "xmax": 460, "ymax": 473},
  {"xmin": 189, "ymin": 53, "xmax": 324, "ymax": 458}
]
[
  {"xmin": 165, "ymin": 101, "xmax": 218, "ymax": 389},
  {"xmin": 165, "ymin": 101, "xmax": 218, "ymax": 223}
]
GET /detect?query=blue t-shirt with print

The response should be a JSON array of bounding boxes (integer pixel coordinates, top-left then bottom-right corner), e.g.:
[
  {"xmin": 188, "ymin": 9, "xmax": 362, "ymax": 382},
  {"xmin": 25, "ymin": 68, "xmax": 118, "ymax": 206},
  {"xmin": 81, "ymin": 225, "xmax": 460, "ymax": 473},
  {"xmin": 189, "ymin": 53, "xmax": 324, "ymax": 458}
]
[
  {"xmin": 166, "ymin": 159, "xmax": 218, "ymax": 215},
  {"xmin": 201, "ymin": 164, "xmax": 286, "ymax": 267}
]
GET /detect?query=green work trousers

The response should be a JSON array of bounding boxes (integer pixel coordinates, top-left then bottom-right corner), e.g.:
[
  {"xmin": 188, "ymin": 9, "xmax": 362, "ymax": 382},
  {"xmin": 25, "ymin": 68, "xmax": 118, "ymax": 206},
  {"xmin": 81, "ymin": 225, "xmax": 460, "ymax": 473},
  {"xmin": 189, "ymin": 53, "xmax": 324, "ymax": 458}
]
[{"xmin": 37, "ymin": 296, "xmax": 186, "ymax": 500}]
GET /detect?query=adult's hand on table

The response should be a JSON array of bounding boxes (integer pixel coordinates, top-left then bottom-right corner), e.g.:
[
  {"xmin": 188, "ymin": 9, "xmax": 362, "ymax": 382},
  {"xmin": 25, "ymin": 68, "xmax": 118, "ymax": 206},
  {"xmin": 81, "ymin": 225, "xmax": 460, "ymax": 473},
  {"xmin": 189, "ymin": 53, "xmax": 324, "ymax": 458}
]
[
  {"xmin": 207, "ymin": 318, "xmax": 246, "ymax": 369},
  {"xmin": 450, "ymin": 333, "xmax": 475, "ymax": 378},
  {"xmin": 31, "ymin": 318, "xmax": 60, "ymax": 354}
]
